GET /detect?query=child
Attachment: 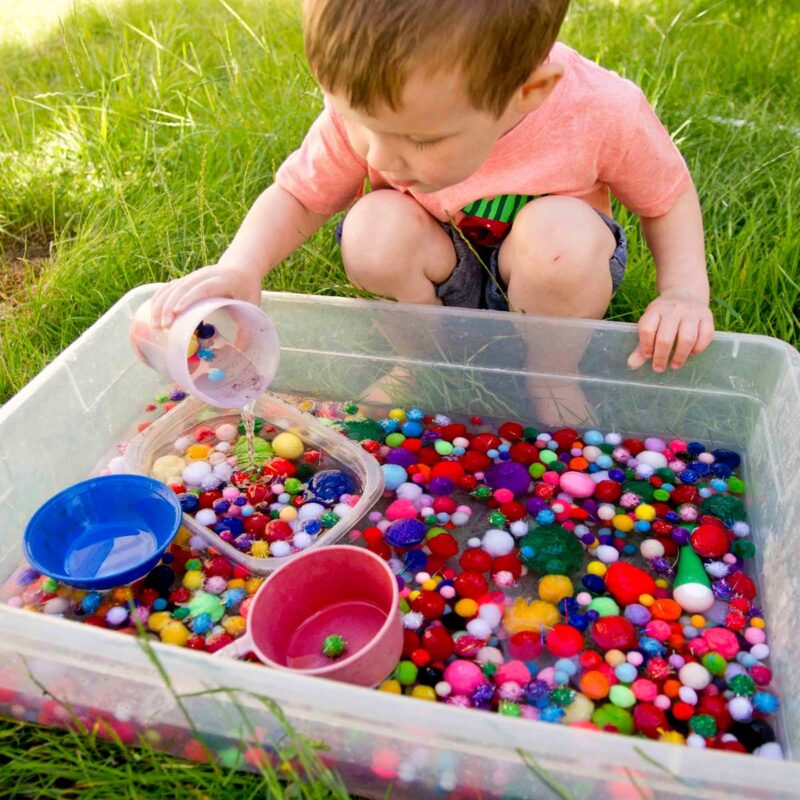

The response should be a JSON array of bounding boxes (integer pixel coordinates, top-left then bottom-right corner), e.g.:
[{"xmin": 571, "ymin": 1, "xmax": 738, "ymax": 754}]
[{"xmin": 151, "ymin": 0, "xmax": 713, "ymax": 374}]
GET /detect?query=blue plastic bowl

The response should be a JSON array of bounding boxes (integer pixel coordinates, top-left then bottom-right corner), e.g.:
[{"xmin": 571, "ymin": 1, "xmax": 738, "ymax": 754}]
[{"xmin": 24, "ymin": 475, "xmax": 183, "ymax": 590}]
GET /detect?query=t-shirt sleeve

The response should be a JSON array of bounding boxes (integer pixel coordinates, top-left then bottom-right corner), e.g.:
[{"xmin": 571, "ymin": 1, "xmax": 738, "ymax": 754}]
[
  {"xmin": 601, "ymin": 85, "xmax": 691, "ymax": 218},
  {"xmin": 274, "ymin": 104, "xmax": 368, "ymax": 215}
]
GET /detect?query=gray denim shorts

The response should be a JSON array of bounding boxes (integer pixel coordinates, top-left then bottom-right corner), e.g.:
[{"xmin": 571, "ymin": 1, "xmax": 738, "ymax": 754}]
[{"xmin": 335, "ymin": 205, "xmax": 627, "ymax": 312}]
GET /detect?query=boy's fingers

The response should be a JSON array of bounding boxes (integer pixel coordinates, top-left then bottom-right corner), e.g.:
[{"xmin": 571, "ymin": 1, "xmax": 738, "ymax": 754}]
[
  {"xmin": 158, "ymin": 279, "xmax": 194, "ymax": 329},
  {"xmin": 670, "ymin": 318, "xmax": 700, "ymax": 369},
  {"xmin": 627, "ymin": 345, "xmax": 648, "ymax": 370},
  {"xmin": 172, "ymin": 279, "xmax": 225, "ymax": 317},
  {"xmin": 651, "ymin": 316, "xmax": 679, "ymax": 373},
  {"xmin": 637, "ymin": 308, "xmax": 660, "ymax": 358},
  {"xmin": 149, "ymin": 284, "xmax": 171, "ymax": 327},
  {"xmin": 692, "ymin": 316, "xmax": 715, "ymax": 354}
]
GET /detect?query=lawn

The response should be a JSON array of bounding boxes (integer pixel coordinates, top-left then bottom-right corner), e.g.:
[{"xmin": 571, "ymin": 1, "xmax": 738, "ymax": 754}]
[{"xmin": 0, "ymin": 0, "xmax": 798, "ymax": 796}]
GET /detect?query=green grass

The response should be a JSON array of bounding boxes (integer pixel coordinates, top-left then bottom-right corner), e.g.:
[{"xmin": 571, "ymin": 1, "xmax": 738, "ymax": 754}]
[
  {"xmin": 0, "ymin": 0, "xmax": 798, "ymax": 796},
  {"xmin": 0, "ymin": 0, "xmax": 798, "ymax": 403}
]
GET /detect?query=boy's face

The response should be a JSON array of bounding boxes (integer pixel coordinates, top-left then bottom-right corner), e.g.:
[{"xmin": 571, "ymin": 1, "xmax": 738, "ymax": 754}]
[{"xmin": 327, "ymin": 69, "xmax": 530, "ymax": 194}]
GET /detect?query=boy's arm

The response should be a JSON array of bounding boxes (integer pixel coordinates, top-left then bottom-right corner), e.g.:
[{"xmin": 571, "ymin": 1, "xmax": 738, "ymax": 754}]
[
  {"xmin": 150, "ymin": 184, "xmax": 329, "ymax": 328},
  {"xmin": 218, "ymin": 184, "xmax": 329, "ymax": 276},
  {"xmin": 628, "ymin": 182, "xmax": 714, "ymax": 372}
]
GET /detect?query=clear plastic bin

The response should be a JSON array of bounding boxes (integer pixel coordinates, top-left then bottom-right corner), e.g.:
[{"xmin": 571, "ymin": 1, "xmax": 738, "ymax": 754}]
[
  {"xmin": 122, "ymin": 393, "xmax": 384, "ymax": 573},
  {"xmin": 1, "ymin": 286, "xmax": 799, "ymax": 799}
]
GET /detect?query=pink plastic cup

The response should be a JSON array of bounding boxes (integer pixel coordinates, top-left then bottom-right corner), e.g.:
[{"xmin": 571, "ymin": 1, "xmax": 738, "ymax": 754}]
[
  {"xmin": 130, "ymin": 297, "xmax": 279, "ymax": 408},
  {"xmin": 216, "ymin": 546, "xmax": 402, "ymax": 686}
]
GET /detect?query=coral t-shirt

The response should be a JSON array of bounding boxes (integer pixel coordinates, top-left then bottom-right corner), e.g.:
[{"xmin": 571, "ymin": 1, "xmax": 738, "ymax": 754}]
[{"xmin": 275, "ymin": 43, "xmax": 691, "ymax": 224}]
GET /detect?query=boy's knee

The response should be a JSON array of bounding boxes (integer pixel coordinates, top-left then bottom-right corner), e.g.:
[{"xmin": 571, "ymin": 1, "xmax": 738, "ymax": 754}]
[
  {"xmin": 340, "ymin": 190, "xmax": 444, "ymax": 290},
  {"xmin": 504, "ymin": 196, "xmax": 615, "ymax": 285}
]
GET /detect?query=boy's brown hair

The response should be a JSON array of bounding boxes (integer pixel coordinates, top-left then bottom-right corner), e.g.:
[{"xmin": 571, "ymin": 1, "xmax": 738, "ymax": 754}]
[{"xmin": 303, "ymin": 0, "xmax": 571, "ymax": 117}]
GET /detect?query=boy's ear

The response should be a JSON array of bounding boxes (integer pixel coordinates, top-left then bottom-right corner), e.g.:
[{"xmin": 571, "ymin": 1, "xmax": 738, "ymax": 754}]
[{"xmin": 513, "ymin": 62, "xmax": 565, "ymax": 113}]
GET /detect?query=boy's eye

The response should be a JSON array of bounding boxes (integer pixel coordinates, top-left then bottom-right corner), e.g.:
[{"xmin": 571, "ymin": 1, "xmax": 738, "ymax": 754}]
[{"xmin": 410, "ymin": 138, "xmax": 440, "ymax": 150}]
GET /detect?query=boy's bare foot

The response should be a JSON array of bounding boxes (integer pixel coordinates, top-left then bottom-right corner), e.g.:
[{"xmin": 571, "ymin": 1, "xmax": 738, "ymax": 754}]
[{"xmin": 358, "ymin": 364, "xmax": 416, "ymax": 407}]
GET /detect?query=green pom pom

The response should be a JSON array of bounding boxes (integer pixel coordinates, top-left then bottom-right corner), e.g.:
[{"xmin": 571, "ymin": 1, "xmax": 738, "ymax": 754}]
[
  {"xmin": 732, "ymin": 539, "xmax": 756, "ymax": 560},
  {"xmin": 519, "ymin": 526, "xmax": 584, "ymax": 575},
  {"xmin": 591, "ymin": 703, "xmax": 633, "ymax": 735},
  {"xmin": 729, "ymin": 674, "xmax": 755, "ymax": 696},
  {"xmin": 701, "ymin": 494, "xmax": 747, "ymax": 523},
  {"xmin": 622, "ymin": 480, "xmax": 656, "ymax": 502},
  {"xmin": 321, "ymin": 634, "xmax": 347, "ymax": 659},
  {"xmin": 343, "ymin": 417, "xmax": 386, "ymax": 442},
  {"xmin": 232, "ymin": 436, "xmax": 273, "ymax": 467},
  {"xmin": 487, "ymin": 512, "xmax": 507, "ymax": 527},
  {"xmin": 689, "ymin": 713, "xmax": 717, "ymax": 738},
  {"xmin": 523, "ymin": 427, "xmax": 539, "ymax": 441},
  {"xmin": 482, "ymin": 662, "xmax": 498, "ymax": 678},
  {"xmin": 550, "ymin": 687, "xmax": 575, "ymax": 707},
  {"xmin": 237, "ymin": 416, "xmax": 264, "ymax": 435},
  {"xmin": 394, "ymin": 660, "xmax": 418, "ymax": 686},
  {"xmin": 499, "ymin": 701, "xmax": 522, "ymax": 717}
]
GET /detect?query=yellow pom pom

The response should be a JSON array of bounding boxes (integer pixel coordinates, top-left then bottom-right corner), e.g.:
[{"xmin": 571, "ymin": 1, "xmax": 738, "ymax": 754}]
[
  {"xmin": 654, "ymin": 578, "xmax": 669, "ymax": 589},
  {"xmin": 612, "ymin": 514, "xmax": 635, "ymax": 533},
  {"xmin": 634, "ymin": 503, "xmax": 656, "ymax": 521},
  {"xmin": 250, "ymin": 541, "xmax": 270, "ymax": 558},
  {"xmin": 408, "ymin": 590, "xmax": 421, "ymax": 602},
  {"xmin": 750, "ymin": 617, "xmax": 766, "ymax": 629},
  {"xmin": 186, "ymin": 334, "xmax": 199, "ymax": 358},
  {"xmin": 586, "ymin": 561, "xmax": 607, "ymax": 578},
  {"xmin": 639, "ymin": 593, "xmax": 655, "ymax": 607},
  {"xmin": 160, "ymin": 621, "xmax": 190, "ymax": 646},
  {"xmin": 147, "ymin": 611, "xmax": 172, "ymax": 633},
  {"xmin": 454, "ymin": 598, "xmax": 478, "ymax": 618},
  {"xmin": 152, "ymin": 455, "xmax": 185, "ymax": 484},
  {"xmin": 379, "ymin": 679, "xmax": 402, "ymax": 694},
  {"xmin": 222, "ymin": 615, "xmax": 247, "ymax": 636},
  {"xmin": 503, "ymin": 598, "xmax": 560, "ymax": 635},
  {"xmin": 182, "ymin": 570, "xmax": 204, "ymax": 591},
  {"xmin": 421, "ymin": 579, "xmax": 437, "ymax": 591},
  {"xmin": 175, "ymin": 527, "xmax": 191, "ymax": 546},
  {"xmin": 272, "ymin": 432, "xmax": 305, "ymax": 460},
  {"xmin": 245, "ymin": 577, "xmax": 265, "ymax": 594},
  {"xmin": 410, "ymin": 685, "xmax": 437, "ymax": 702},
  {"xmin": 388, "ymin": 408, "xmax": 406, "ymax": 422},
  {"xmin": 538, "ymin": 574, "xmax": 574, "ymax": 604},
  {"xmin": 278, "ymin": 506, "xmax": 297, "ymax": 522},
  {"xmin": 690, "ymin": 614, "xmax": 706, "ymax": 629},
  {"xmin": 659, "ymin": 730, "xmax": 685, "ymax": 745},
  {"xmin": 186, "ymin": 444, "xmax": 211, "ymax": 461},
  {"xmin": 227, "ymin": 579, "xmax": 245, "ymax": 590}
]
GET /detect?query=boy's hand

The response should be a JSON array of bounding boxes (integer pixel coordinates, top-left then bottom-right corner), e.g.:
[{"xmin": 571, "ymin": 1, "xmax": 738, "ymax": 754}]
[
  {"xmin": 628, "ymin": 289, "xmax": 714, "ymax": 372},
  {"xmin": 149, "ymin": 263, "xmax": 263, "ymax": 329}
]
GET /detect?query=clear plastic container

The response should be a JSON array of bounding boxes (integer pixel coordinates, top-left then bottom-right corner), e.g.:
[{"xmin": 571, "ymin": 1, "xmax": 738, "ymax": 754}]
[
  {"xmin": 1, "ymin": 286, "xmax": 799, "ymax": 799},
  {"xmin": 122, "ymin": 393, "xmax": 384, "ymax": 572},
  {"xmin": 130, "ymin": 297, "xmax": 280, "ymax": 407}
]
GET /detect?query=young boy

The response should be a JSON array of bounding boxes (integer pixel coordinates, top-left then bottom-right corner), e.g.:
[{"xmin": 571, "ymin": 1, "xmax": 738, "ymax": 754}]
[{"xmin": 151, "ymin": 0, "xmax": 713, "ymax": 374}]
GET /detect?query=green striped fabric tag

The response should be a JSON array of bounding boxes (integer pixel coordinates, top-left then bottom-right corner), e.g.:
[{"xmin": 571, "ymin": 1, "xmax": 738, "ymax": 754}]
[{"xmin": 461, "ymin": 193, "xmax": 537, "ymax": 224}]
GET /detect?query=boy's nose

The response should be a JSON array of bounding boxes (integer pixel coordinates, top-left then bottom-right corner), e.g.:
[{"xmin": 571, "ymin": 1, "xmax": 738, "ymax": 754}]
[{"xmin": 366, "ymin": 136, "xmax": 405, "ymax": 173}]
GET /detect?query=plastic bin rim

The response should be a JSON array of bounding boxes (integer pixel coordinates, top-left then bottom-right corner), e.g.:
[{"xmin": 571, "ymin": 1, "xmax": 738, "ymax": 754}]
[
  {"xmin": 2, "ymin": 286, "xmax": 797, "ymax": 426},
  {"xmin": 4, "ymin": 601, "xmax": 799, "ymax": 777}
]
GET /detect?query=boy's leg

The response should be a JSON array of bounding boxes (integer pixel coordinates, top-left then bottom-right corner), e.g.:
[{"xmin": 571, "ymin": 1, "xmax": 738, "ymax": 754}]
[
  {"xmin": 497, "ymin": 196, "xmax": 619, "ymax": 426},
  {"xmin": 497, "ymin": 195, "xmax": 617, "ymax": 317},
  {"xmin": 338, "ymin": 190, "xmax": 458, "ymax": 406},
  {"xmin": 340, "ymin": 190, "xmax": 456, "ymax": 303}
]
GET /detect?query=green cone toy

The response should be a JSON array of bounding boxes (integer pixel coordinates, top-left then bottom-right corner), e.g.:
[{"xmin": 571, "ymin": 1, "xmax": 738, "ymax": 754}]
[{"xmin": 672, "ymin": 545, "xmax": 715, "ymax": 613}]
